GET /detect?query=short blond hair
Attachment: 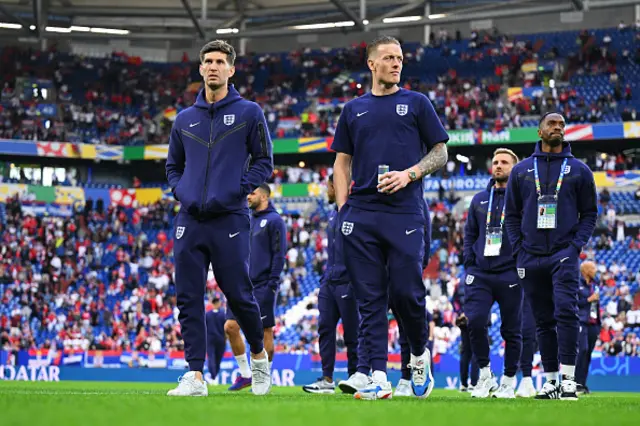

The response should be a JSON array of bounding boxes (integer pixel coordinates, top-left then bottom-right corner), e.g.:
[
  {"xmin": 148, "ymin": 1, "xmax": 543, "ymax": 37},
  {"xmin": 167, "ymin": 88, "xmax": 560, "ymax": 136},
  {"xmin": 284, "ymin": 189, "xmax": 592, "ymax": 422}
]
[{"xmin": 493, "ymin": 148, "xmax": 519, "ymax": 164}]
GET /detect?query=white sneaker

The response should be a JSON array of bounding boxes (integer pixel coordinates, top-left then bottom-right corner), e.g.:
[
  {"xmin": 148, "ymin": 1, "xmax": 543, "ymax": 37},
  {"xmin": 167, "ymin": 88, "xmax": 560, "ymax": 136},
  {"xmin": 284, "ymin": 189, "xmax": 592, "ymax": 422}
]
[
  {"xmin": 560, "ymin": 378, "xmax": 579, "ymax": 401},
  {"xmin": 338, "ymin": 372, "xmax": 369, "ymax": 394},
  {"xmin": 167, "ymin": 371, "xmax": 208, "ymax": 397},
  {"xmin": 535, "ymin": 380, "xmax": 560, "ymax": 399},
  {"xmin": 516, "ymin": 377, "xmax": 537, "ymax": 398},
  {"xmin": 492, "ymin": 383, "xmax": 516, "ymax": 399},
  {"xmin": 471, "ymin": 371, "xmax": 498, "ymax": 398},
  {"xmin": 251, "ymin": 350, "xmax": 271, "ymax": 396},
  {"xmin": 302, "ymin": 378, "xmax": 336, "ymax": 394},
  {"xmin": 354, "ymin": 378, "xmax": 393, "ymax": 400},
  {"xmin": 394, "ymin": 379, "xmax": 413, "ymax": 397},
  {"xmin": 411, "ymin": 349, "xmax": 434, "ymax": 398}
]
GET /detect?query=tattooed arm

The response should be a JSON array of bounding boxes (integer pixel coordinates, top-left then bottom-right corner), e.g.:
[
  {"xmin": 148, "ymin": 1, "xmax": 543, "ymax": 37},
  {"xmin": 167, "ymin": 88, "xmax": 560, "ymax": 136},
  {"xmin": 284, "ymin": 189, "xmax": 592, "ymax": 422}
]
[
  {"xmin": 377, "ymin": 142, "xmax": 448, "ymax": 194},
  {"xmin": 414, "ymin": 142, "xmax": 448, "ymax": 178}
]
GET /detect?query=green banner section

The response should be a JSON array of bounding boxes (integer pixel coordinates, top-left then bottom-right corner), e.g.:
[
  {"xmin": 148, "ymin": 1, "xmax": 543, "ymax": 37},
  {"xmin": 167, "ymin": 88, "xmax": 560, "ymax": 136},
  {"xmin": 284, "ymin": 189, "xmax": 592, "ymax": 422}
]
[
  {"xmin": 280, "ymin": 183, "xmax": 310, "ymax": 197},
  {"xmin": 28, "ymin": 185, "xmax": 56, "ymax": 203},
  {"xmin": 124, "ymin": 146, "xmax": 146, "ymax": 161},
  {"xmin": 482, "ymin": 127, "xmax": 539, "ymax": 144},
  {"xmin": 273, "ymin": 139, "xmax": 300, "ymax": 154}
]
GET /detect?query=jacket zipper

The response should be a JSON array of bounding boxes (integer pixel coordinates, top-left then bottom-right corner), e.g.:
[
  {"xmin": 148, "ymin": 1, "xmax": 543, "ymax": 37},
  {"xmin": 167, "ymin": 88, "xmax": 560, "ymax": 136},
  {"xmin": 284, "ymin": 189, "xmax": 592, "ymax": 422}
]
[
  {"xmin": 331, "ymin": 213, "xmax": 337, "ymax": 281},
  {"xmin": 545, "ymin": 155, "xmax": 551, "ymax": 253},
  {"xmin": 201, "ymin": 110, "xmax": 214, "ymax": 212}
]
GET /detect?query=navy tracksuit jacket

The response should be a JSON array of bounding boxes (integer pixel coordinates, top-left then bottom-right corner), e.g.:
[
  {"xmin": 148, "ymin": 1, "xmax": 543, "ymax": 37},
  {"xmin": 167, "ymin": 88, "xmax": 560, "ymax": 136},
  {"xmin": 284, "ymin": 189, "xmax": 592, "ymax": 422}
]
[
  {"xmin": 167, "ymin": 85, "xmax": 274, "ymax": 372},
  {"xmin": 462, "ymin": 179, "xmax": 522, "ymax": 376},
  {"xmin": 505, "ymin": 141, "xmax": 597, "ymax": 373}
]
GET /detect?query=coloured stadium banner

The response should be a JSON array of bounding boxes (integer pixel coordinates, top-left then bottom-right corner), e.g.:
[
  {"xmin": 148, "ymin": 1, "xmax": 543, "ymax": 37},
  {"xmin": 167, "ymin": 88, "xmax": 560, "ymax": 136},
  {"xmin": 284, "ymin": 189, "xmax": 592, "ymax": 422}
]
[
  {"xmin": 2, "ymin": 349, "xmax": 640, "ymax": 392},
  {"xmin": 0, "ymin": 121, "xmax": 639, "ymax": 160},
  {"xmin": 0, "ymin": 171, "xmax": 627, "ymax": 207}
]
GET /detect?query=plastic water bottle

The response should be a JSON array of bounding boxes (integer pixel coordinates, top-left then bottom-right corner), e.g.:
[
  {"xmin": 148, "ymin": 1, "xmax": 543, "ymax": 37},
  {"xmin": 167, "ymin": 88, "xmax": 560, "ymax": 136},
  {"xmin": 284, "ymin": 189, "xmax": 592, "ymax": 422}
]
[{"xmin": 378, "ymin": 164, "xmax": 389, "ymax": 192}]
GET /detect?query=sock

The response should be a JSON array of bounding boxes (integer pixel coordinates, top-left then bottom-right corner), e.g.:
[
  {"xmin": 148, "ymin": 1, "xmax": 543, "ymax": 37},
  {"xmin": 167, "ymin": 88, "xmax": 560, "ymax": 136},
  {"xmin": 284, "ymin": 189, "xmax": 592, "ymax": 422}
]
[
  {"xmin": 520, "ymin": 376, "xmax": 533, "ymax": 384},
  {"xmin": 544, "ymin": 371, "xmax": 559, "ymax": 383},
  {"xmin": 560, "ymin": 365, "xmax": 576, "ymax": 379},
  {"xmin": 480, "ymin": 366, "xmax": 492, "ymax": 379},
  {"xmin": 235, "ymin": 354, "xmax": 251, "ymax": 378},
  {"xmin": 371, "ymin": 370, "xmax": 387, "ymax": 383},
  {"xmin": 501, "ymin": 375, "xmax": 516, "ymax": 389}
]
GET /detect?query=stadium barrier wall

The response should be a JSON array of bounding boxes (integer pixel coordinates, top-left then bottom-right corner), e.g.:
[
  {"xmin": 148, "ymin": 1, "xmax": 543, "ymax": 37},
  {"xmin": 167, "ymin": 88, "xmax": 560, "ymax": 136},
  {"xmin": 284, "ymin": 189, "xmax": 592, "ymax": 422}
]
[
  {"xmin": 0, "ymin": 121, "xmax": 639, "ymax": 160},
  {"xmin": 2, "ymin": 350, "xmax": 639, "ymax": 392},
  {"xmin": 0, "ymin": 171, "xmax": 629, "ymax": 208}
]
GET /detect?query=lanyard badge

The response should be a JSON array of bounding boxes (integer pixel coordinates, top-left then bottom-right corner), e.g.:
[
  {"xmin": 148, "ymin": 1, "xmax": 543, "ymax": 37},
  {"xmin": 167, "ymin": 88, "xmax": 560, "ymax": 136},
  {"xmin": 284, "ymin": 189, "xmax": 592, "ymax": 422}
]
[
  {"xmin": 484, "ymin": 186, "xmax": 505, "ymax": 257},
  {"xmin": 534, "ymin": 158, "xmax": 568, "ymax": 230}
]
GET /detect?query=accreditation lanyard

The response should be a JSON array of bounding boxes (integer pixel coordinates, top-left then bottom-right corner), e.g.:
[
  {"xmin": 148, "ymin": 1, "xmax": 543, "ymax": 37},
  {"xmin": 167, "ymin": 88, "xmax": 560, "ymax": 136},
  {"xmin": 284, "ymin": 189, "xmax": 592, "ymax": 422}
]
[
  {"xmin": 485, "ymin": 186, "xmax": 505, "ymax": 229},
  {"xmin": 533, "ymin": 157, "xmax": 568, "ymax": 199}
]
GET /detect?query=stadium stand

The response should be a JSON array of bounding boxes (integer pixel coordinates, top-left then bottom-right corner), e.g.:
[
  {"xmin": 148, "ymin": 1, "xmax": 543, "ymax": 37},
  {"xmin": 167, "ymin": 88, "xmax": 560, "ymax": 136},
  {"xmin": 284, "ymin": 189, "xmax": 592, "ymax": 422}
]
[{"xmin": 1, "ymin": 26, "xmax": 639, "ymax": 144}]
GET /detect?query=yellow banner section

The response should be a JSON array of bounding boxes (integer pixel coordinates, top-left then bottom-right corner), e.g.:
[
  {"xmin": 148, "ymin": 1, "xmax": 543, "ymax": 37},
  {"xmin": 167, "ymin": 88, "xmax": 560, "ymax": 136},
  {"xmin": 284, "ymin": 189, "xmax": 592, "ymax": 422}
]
[{"xmin": 135, "ymin": 188, "xmax": 164, "ymax": 204}]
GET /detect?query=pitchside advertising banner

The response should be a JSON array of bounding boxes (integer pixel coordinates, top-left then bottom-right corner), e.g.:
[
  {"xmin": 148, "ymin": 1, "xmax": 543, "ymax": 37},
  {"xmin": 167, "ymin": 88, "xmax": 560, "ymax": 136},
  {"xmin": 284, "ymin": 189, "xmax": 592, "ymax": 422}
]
[{"xmin": 2, "ymin": 350, "xmax": 640, "ymax": 392}]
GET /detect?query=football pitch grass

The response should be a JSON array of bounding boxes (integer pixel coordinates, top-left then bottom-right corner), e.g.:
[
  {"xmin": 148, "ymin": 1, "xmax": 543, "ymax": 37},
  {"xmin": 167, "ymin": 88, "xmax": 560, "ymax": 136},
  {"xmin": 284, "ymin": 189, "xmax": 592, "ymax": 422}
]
[{"xmin": 2, "ymin": 381, "xmax": 639, "ymax": 426}]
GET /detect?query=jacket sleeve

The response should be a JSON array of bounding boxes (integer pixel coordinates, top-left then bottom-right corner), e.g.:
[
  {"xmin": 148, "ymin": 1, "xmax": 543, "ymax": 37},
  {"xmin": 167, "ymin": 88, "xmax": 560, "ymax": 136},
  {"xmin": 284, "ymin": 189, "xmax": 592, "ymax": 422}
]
[
  {"xmin": 242, "ymin": 105, "xmax": 274, "ymax": 194},
  {"xmin": 165, "ymin": 122, "xmax": 185, "ymax": 197},
  {"xmin": 463, "ymin": 198, "xmax": 478, "ymax": 267},
  {"xmin": 505, "ymin": 170, "xmax": 524, "ymax": 256},
  {"xmin": 577, "ymin": 285, "xmax": 591, "ymax": 309},
  {"xmin": 268, "ymin": 217, "xmax": 287, "ymax": 288},
  {"xmin": 571, "ymin": 166, "xmax": 598, "ymax": 251}
]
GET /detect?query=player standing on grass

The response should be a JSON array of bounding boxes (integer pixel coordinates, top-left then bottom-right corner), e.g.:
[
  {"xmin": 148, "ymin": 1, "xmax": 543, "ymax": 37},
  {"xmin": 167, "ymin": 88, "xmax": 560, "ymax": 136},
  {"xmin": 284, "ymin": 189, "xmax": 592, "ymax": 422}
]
[
  {"xmin": 463, "ymin": 148, "xmax": 523, "ymax": 399},
  {"xmin": 332, "ymin": 35, "xmax": 449, "ymax": 400},
  {"xmin": 505, "ymin": 112, "xmax": 597, "ymax": 400},
  {"xmin": 302, "ymin": 175, "xmax": 360, "ymax": 394},
  {"xmin": 205, "ymin": 297, "xmax": 227, "ymax": 383},
  {"xmin": 166, "ymin": 40, "xmax": 273, "ymax": 397},
  {"xmin": 225, "ymin": 184, "xmax": 286, "ymax": 391}
]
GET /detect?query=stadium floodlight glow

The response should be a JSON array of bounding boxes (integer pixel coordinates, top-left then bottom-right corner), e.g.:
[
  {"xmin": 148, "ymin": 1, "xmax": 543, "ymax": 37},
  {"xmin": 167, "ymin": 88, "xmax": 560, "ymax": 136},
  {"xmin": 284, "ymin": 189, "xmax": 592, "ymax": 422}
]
[
  {"xmin": 46, "ymin": 26, "xmax": 72, "ymax": 33},
  {"xmin": 382, "ymin": 16, "xmax": 422, "ymax": 24},
  {"xmin": 0, "ymin": 22, "xmax": 23, "ymax": 30},
  {"xmin": 291, "ymin": 21, "xmax": 355, "ymax": 30},
  {"xmin": 428, "ymin": 14, "xmax": 447, "ymax": 20},
  {"xmin": 30, "ymin": 25, "xmax": 35, "ymax": 30},
  {"xmin": 90, "ymin": 27, "xmax": 130, "ymax": 35},
  {"xmin": 70, "ymin": 26, "xmax": 91, "ymax": 32},
  {"xmin": 216, "ymin": 28, "xmax": 239, "ymax": 34},
  {"xmin": 456, "ymin": 154, "xmax": 470, "ymax": 164},
  {"xmin": 363, "ymin": 19, "xmax": 369, "ymax": 25}
]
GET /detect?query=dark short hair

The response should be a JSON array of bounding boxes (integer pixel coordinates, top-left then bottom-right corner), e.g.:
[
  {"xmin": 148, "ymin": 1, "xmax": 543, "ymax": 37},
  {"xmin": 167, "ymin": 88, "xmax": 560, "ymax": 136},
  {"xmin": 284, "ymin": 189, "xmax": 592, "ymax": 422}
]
[
  {"xmin": 199, "ymin": 40, "xmax": 236, "ymax": 65},
  {"xmin": 539, "ymin": 112, "xmax": 564, "ymax": 127},
  {"xmin": 212, "ymin": 296, "xmax": 221, "ymax": 304},
  {"xmin": 328, "ymin": 174, "xmax": 333, "ymax": 183},
  {"xmin": 258, "ymin": 183, "xmax": 271, "ymax": 196},
  {"xmin": 366, "ymin": 35, "xmax": 401, "ymax": 59}
]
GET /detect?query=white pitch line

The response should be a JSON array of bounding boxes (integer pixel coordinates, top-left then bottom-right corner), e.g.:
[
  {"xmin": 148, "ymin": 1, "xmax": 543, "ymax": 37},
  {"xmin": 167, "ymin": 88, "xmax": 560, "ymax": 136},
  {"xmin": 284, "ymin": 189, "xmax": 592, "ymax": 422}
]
[{"xmin": 0, "ymin": 390, "xmax": 163, "ymax": 396}]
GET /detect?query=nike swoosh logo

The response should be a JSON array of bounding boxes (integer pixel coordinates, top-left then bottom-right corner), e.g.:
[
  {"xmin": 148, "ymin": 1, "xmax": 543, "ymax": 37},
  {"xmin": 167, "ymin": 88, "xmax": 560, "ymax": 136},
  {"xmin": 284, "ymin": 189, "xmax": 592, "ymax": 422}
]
[
  {"xmin": 261, "ymin": 315, "xmax": 267, "ymax": 320},
  {"xmin": 341, "ymin": 294, "xmax": 348, "ymax": 299},
  {"xmin": 357, "ymin": 111, "xmax": 368, "ymax": 117},
  {"xmin": 527, "ymin": 168, "xmax": 534, "ymax": 172},
  {"xmin": 405, "ymin": 229, "xmax": 417, "ymax": 235},
  {"xmin": 480, "ymin": 201, "xmax": 488, "ymax": 204},
  {"xmin": 229, "ymin": 232, "xmax": 240, "ymax": 238},
  {"xmin": 189, "ymin": 122, "xmax": 200, "ymax": 127},
  {"xmin": 509, "ymin": 283, "xmax": 518, "ymax": 288},
  {"xmin": 560, "ymin": 257, "xmax": 570, "ymax": 263}
]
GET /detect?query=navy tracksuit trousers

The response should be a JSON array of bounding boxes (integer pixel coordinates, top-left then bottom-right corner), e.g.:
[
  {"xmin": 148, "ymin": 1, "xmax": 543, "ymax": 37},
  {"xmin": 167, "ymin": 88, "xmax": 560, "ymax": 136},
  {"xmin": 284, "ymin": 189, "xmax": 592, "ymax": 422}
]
[
  {"xmin": 575, "ymin": 323, "xmax": 599, "ymax": 386},
  {"xmin": 459, "ymin": 325, "xmax": 479, "ymax": 387},
  {"xmin": 174, "ymin": 210, "xmax": 264, "ymax": 372},
  {"xmin": 517, "ymin": 247, "xmax": 581, "ymax": 373},
  {"xmin": 318, "ymin": 282, "xmax": 360, "ymax": 378},
  {"xmin": 520, "ymin": 295, "xmax": 537, "ymax": 377},
  {"xmin": 340, "ymin": 205, "xmax": 427, "ymax": 373},
  {"xmin": 464, "ymin": 268, "xmax": 523, "ymax": 377}
]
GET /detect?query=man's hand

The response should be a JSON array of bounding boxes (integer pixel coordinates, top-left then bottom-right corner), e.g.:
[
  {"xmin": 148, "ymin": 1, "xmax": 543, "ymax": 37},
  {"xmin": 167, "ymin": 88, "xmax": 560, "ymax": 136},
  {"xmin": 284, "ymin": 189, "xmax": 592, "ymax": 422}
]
[{"xmin": 377, "ymin": 170, "xmax": 412, "ymax": 194}]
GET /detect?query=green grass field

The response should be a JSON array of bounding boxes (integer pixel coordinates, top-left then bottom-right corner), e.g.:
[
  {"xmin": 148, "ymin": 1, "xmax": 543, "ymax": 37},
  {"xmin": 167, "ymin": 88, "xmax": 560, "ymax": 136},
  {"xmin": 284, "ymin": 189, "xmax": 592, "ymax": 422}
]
[{"xmin": 1, "ymin": 381, "xmax": 639, "ymax": 426}]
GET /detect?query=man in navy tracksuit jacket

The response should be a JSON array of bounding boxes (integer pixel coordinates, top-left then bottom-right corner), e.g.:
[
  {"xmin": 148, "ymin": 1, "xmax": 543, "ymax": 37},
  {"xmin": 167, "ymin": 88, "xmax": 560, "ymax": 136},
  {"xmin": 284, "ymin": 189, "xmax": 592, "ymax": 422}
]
[
  {"xmin": 205, "ymin": 297, "xmax": 226, "ymax": 382},
  {"xmin": 463, "ymin": 148, "xmax": 523, "ymax": 399},
  {"xmin": 332, "ymin": 36, "xmax": 449, "ymax": 400},
  {"xmin": 302, "ymin": 175, "xmax": 360, "ymax": 395},
  {"xmin": 166, "ymin": 40, "xmax": 273, "ymax": 397},
  {"xmin": 225, "ymin": 184, "xmax": 286, "ymax": 391},
  {"xmin": 505, "ymin": 112, "xmax": 597, "ymax": 400},
  {"xmin": 575, "ymin": 261, "xmax": 600, "ymax": 394}
]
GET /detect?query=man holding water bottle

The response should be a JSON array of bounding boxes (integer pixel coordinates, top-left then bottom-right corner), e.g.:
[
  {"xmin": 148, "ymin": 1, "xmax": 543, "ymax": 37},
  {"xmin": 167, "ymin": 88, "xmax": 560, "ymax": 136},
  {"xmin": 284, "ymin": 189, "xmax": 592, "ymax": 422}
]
[{"xmin": 331, "ymin": 35, "xmax": 449, "ymax": 400}]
